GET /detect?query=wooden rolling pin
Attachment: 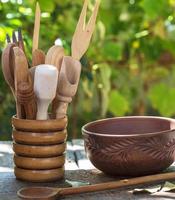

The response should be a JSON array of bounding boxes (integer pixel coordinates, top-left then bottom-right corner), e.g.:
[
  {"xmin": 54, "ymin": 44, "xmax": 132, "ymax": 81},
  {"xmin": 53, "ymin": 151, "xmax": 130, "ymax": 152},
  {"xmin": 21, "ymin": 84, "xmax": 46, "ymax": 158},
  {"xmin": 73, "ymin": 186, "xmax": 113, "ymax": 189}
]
[{"xmin": 52, "ymin": 56, "xmax": 81, "ymax": 118}]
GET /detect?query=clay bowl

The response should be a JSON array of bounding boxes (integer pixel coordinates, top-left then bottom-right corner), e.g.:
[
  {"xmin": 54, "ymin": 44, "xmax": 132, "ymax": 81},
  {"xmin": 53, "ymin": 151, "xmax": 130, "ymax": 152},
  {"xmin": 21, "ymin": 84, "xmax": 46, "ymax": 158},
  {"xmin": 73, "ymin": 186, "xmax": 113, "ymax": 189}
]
[
  {"xmin": 12, "ymin": 115, "xmax": 67, "ymax": 132},
  {"xmin": 13, "ymin": 142, "xmax": 66, "ymax": 158},
  {"xmin": 14, "ymin": 154, "xmax": 65, "ymax": 170},
  {"xmin": 82, "ymin": 116, "xmax": 175, "ymax": 176},
  {"xmin": 14, "ymin": 166, "xmax": 64, "ymax": 182},
  {"xmin": 12, "ymin": 129, "xmax": 67, "ymax": 145}
]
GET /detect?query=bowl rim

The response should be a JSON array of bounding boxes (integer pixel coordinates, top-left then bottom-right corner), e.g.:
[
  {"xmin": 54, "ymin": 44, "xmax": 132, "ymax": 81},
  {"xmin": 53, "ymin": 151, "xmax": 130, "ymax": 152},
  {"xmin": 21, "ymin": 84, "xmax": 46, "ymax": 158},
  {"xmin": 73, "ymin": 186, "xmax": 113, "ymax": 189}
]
[
  {"xmin": 82, "ymin": 116, "xmax": 175, "ymax": 137},
  {"xmin": 12, "ymin": 114, "xmax": 67, "ymax": 123}
]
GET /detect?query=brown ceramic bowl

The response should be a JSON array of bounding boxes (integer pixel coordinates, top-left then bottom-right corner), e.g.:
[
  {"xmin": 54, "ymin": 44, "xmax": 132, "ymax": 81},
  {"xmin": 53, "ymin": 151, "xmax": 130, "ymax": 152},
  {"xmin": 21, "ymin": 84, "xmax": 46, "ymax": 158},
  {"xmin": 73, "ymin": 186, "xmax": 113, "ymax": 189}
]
[
  {"xmin": 14, "ymin": 166, "xmax": 64, "ymax": 182},
  {"xmin": 82, "ymin": 116, "xmax": 175, "ymax": 176},
  {"xmin": 13, "ymin": 142, "xmax": 66, "ymax": 158},
  {"xmin": 14, "ymin": 154, "xmax": 65, "ymax": 170},
  {"xmin": 12, "ymin": 115, "xmax": 67, "ymax": 132},
  {"xmin": 12, "ymin": 129, "xmax": 67, "ymax": 145}
]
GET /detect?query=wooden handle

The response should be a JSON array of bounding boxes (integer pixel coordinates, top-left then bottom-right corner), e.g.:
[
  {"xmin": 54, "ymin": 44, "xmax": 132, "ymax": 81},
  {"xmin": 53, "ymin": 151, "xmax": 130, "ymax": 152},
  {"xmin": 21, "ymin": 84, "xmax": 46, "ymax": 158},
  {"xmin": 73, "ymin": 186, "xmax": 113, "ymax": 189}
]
[
  {"xmin": 52, "ymin": 56, "xmax": 81, "ymax": 118},
  {"xmin": 17, "ymin": 81, "xmax": 37, "ymax": 120},
  {"xmin": 32, "ymin": 2, "xmax": 41, "ymax": 52},
  {"xmin": 14, "ymin": 47, "xmax": 30, "ymax": 119},
  {"xmin": 52, "ymin": 101, "xmax": 68, "ymax": 119},
  {"xmin": 59, "ymin": 171, "xmax": 175, "ymax": 196}
]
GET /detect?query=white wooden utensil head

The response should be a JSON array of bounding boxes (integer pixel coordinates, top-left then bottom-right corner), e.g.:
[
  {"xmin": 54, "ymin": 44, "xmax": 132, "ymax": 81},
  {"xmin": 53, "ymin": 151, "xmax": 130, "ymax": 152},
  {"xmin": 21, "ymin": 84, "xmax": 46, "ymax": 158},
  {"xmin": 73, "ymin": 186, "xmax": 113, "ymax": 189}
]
[
  {"xmin": 34, "ymin": 64, "xmax": 58, "ymax": 120},
  {"xmin": 34, "ymin": 64, "xmax": 58, "ymax": 99}
]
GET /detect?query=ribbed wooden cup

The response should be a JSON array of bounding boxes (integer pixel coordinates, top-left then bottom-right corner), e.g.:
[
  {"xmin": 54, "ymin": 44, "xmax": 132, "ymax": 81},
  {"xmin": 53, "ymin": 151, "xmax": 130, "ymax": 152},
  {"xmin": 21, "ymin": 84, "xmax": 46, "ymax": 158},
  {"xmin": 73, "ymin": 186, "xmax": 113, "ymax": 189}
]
[{"xmin": 12, "ymin": 115, "xmax": 67, "ymax": 182}]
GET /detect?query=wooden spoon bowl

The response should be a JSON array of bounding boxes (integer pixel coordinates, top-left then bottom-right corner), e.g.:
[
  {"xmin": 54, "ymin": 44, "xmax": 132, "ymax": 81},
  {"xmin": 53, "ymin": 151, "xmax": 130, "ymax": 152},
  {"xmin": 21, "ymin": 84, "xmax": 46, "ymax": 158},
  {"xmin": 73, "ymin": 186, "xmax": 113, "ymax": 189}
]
[{"xmin": 13, "ymin": 142, "xmax": 66, "ymax": 158}]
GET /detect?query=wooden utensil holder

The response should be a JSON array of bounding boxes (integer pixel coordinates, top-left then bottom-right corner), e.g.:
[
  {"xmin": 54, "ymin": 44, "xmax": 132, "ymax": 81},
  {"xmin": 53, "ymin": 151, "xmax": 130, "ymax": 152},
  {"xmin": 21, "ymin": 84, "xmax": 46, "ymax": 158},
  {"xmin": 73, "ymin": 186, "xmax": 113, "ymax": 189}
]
[{"xmin": 12, "ymin": 115, "xmax": 67, "ymax": 182}]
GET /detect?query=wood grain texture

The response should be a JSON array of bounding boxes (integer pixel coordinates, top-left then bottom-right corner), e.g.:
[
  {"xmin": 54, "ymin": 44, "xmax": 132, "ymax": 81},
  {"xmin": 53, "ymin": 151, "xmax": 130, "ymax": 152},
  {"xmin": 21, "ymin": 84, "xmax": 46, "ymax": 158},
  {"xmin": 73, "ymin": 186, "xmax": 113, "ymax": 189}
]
[
  {"xmin": 45, "ymin": 45, "xmax": 65, "ymax": 71},
  {"xmin": 32, "ymin": 49, "xmax": 45, "ymax": 67},
  {"xmin": 14, "ymin": 47, "xmax": 30, "ymax": 119},
  {"xmin": 32, "ymin": 2, "xmax": 40, "ymax": 52}
]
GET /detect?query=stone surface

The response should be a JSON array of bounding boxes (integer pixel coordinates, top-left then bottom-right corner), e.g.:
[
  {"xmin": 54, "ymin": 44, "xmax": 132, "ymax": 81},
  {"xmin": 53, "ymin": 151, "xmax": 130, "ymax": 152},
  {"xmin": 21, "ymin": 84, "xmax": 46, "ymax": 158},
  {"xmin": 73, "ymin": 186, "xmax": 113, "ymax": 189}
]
[{"xmin": 0, "ymin": 141, "xmax": 175, "ymax": 200}]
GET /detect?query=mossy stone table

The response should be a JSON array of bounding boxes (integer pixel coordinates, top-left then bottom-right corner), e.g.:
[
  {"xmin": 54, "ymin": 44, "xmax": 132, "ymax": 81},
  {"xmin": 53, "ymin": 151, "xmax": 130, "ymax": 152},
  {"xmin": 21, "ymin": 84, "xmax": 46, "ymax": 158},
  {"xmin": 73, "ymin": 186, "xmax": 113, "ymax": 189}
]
[{"xmin": 0, "ymin": 141, "xmax": 175, "ymax": 200}]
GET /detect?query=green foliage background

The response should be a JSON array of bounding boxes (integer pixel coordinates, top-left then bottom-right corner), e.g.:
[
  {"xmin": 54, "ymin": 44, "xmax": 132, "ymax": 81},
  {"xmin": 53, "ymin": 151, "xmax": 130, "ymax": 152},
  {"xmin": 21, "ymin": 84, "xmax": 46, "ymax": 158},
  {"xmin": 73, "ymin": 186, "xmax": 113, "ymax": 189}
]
[{"xmin": 1, "ymin": 0, "xmax": 175, "ymax": 139}]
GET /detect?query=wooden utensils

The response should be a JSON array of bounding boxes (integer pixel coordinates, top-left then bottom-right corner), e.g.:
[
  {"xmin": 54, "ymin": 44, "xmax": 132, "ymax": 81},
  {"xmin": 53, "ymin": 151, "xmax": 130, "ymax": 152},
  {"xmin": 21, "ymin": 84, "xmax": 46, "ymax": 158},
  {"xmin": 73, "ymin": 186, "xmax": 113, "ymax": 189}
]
[
  {"xmin": 14, "ymin": 47, "xmax": 37, "ymax": 119},
  {"xmin": 34, "ymin": 65, "xmax": 58, "ymax": 120},
  {"xmin": 1, "ymin": 43, "xmax": 16, "ymax": 96},
  {"xmin": 32, "ymin": 2, "xmax": 45, "ymax": 67},
  {"xmin": 52, "ymin": 56, "xmax": 81, "ymax": 118},
  {"xmin": 52, "ymin": 0, "xmax": 100, "ymax": 118},
  {"xmin": 17, "ymin": 171, "xmax": 175, "ymax": 200},
  {"xmin": 71, "ymin": 0, "xmax": 100, "ymax": 60}
]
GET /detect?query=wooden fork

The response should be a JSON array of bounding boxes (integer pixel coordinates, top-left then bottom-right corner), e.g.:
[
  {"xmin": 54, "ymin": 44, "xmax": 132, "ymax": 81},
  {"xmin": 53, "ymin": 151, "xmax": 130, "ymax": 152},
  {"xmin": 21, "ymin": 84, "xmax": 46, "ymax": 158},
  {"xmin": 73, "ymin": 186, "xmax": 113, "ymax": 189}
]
[
  {"xmin": 71, "ymin": 0, "xmax": 100, "ymax": 60},
  {"xmin": 52, "ymin": 0, "xmax": 100, "ymax": 118}
]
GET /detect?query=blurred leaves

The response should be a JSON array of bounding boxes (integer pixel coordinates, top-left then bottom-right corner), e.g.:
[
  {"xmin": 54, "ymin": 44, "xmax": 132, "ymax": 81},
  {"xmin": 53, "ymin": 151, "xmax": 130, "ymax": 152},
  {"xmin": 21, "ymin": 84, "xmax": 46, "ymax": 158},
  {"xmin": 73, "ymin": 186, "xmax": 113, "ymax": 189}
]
[
  {"xmin": 140, "ymin": 0, "xmax": 168, "ymax": 19},
  {"xmin": 108, "ymin": 90, "xmax": 129, "ymax": 116},
  {"xmin": 101, "ymin": 41, "xmax": 122, "ymax": 61},
  {"xmin": 148, "ymin": 83, "xmax": 175, "ymax": 116}
]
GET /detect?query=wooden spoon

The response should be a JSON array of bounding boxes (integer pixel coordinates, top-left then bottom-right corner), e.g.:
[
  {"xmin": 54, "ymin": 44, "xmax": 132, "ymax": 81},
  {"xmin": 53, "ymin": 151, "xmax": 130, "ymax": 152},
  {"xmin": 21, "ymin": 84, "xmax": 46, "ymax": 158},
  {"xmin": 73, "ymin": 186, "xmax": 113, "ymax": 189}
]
[
  {"xmin": 32, "ymin": 49, "xmax": 45, "ymax": 67},
  {"xmin": 45, "ymin": 45, "xmax": 65, "ymax": 71},
  {"xmin": 1, "ymin": 43, "xmax": 16, "ymax": 96},
  {"xmin": 17, "ymin": 171, "xmax": 175, "ymax": 200},
  {"xmin": 34, "ymin": 64, "xmax": 58, "ymax": 120}
]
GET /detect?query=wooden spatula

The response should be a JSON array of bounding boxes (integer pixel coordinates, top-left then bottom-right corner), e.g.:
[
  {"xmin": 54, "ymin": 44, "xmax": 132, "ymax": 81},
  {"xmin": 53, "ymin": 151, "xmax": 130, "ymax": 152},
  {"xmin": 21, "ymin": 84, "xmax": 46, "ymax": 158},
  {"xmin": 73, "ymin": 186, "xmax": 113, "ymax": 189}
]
[
  {"xmin": 34, "ymin": 64, "xmax": 58, "ymax": 120},
  {"xmin": 32, "ymin": 2, "xmax": 45, "ymax": 67}
]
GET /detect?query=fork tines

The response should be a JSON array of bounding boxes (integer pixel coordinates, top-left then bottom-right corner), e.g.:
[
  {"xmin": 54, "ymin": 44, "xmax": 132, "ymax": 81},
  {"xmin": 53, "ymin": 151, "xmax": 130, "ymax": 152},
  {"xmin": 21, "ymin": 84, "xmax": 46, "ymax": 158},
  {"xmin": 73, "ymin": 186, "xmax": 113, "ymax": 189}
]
[{"xmin": 71, "ymin": 0, "xmax": 100, "ymax": 60}]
